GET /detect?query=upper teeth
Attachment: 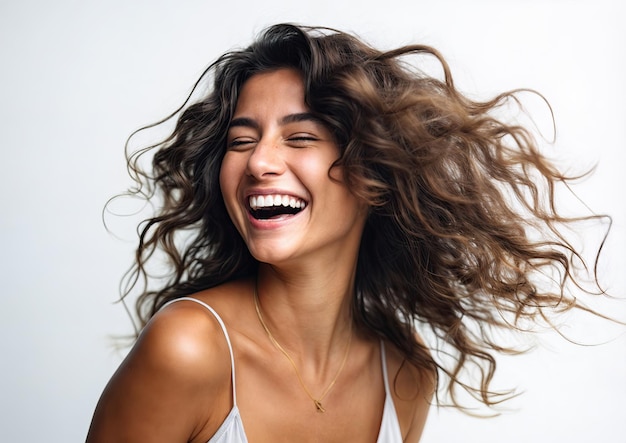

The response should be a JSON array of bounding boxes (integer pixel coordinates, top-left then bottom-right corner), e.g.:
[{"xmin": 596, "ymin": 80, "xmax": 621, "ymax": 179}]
[{"xmin": 249, "ymin": 194, "xmax": 306, "ymax": 210}]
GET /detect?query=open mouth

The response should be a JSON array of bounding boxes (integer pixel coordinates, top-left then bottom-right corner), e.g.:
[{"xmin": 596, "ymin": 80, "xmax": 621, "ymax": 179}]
[{"xmin": 248, "ymin": 194, "xmax": 307, "ymax": 220}]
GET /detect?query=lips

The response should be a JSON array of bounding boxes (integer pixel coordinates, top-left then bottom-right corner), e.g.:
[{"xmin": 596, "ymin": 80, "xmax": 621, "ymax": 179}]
[{"xmin": 248, "ymin": 193, "xmax": 307, "ymax": 220}]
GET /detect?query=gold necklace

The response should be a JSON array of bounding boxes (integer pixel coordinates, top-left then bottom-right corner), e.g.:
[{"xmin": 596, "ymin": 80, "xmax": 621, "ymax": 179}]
[{"xmin": 253, "ymin": 286, "xmax": 352, "ymax": 413}]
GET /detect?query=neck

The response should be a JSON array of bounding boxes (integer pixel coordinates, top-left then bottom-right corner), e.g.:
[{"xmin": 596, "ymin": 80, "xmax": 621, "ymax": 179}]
[{"xmin": 254, "ymin": 261, "xmax": 356, "ymax": 368}]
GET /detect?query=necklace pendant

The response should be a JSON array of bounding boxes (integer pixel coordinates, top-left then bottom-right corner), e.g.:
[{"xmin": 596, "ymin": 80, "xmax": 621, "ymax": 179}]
[{"xmin": 314, "ymin": 400, "xmax": 325, "ymax": 413}]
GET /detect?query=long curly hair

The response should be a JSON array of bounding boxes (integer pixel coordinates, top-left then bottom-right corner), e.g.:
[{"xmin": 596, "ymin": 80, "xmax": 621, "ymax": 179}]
[{"xmin": 114, "ymin": 23, "xmax": 610, "ymax": 410}]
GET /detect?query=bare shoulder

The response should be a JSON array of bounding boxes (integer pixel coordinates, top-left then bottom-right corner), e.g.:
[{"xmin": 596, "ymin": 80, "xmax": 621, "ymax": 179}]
[
  {"xmin": 86, "ymin": 291, "xmax": 238, "ymax": 443},
  {"xmin": 384, "ymin": 333, "xmax": 436, "ymax": 443},
  {"xmin": 142, "ymin": 296, "xmax": 234, "ymax": 378}
]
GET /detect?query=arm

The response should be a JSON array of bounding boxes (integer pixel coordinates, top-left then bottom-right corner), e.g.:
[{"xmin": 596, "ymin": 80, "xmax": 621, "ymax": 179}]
[{"xmin": 86, "ymin": 301, "xmax": 233, "ymax": 443}]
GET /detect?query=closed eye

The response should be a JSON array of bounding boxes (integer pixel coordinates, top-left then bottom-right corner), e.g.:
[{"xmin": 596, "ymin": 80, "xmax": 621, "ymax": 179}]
[
  {"xmin": 286, "ymin": 134, "xmax": 319, "ymax": 146},
  {"xmin": 227, "ymin": 138, "xmax": 256, "ymax": 150}
]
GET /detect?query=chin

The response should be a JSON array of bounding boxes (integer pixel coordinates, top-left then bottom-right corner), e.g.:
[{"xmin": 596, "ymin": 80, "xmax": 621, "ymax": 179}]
[{"xmin": 247, "ymin": 245, "xmax": 295, "ymax": 266}]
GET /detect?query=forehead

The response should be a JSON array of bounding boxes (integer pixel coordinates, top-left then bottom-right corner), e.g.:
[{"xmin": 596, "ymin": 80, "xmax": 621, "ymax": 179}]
[{"xmin": 233, "ymin": 68, "xmax": 307, "ymax": 116}]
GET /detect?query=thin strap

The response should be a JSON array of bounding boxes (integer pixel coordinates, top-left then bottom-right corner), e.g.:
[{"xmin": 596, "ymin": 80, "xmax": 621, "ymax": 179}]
[
  {"xmin": 161, "ymin": 297, "xmax": 238, "ymax": 405},
  {"xmin": 380, "ymin": 341, "xmax": 391, "ymax": 395}
]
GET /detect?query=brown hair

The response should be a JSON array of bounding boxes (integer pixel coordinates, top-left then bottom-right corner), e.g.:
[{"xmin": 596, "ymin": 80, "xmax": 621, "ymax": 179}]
[{"xmin": 114, "ymin": 23, "xmax": 610, "ymax": 410}]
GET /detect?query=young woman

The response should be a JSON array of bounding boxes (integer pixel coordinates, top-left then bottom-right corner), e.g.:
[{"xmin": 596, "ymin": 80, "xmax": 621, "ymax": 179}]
[{"xmin": 86, "ymin": 24, "xmax": 609, "ymax": 442}]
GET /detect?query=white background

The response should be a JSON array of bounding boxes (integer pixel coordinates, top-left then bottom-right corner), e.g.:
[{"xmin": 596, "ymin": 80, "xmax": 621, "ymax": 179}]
[{"xmin": 1, "ymin": 0, "xmax": 625, "ymax": 441}]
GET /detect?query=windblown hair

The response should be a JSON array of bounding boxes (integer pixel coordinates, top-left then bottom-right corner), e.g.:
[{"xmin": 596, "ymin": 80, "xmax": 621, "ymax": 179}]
[{"xmin": 117, "ymin": 23, "xmax": 609, "ymax": 410}]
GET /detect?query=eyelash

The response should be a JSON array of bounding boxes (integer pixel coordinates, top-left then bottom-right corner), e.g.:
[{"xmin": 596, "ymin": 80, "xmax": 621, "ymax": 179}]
[
  {"xmin": 288, "ymin": 136, "xmax": 318, "ymax": 142},
  {"xmin": 227, "ymin": 139, "xmax": 254, "ymax": 148}
]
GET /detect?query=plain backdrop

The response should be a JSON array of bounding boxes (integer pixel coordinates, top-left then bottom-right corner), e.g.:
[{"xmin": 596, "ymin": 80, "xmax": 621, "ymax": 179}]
[{"xmin": 1, "ymin": 0, "xmax": 625, "ymax": 441}]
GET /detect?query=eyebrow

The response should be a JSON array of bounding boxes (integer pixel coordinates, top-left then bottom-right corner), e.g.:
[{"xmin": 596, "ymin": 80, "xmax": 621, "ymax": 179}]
[
  {"xmin": 280, "ymin": 112, "xmax": 323, "ymax": 125},
  {"xmin": 228, "ymin": 117, "xmax": 259, "ymax": 130},
  {"xmin": 228, "ymin": 112, "xmax": 323, "ymax": 130}
]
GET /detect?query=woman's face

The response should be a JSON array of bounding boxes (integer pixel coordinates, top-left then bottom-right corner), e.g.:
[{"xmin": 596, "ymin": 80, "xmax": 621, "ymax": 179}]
[{"xmin": 219, "ymin": 68, "xmax": 367, "ymax": 268}]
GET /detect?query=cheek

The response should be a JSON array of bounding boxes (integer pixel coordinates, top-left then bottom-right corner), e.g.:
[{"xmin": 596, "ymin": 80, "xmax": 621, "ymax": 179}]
[
  {"xmin": 327, "ymin": 166, "xmax": 367, "ymax": 216},
  {"xmin": 219, "ymin": 152, "xmax": 240, "ymax": 194},
  {"xmin": 296, "ymin": 149, "xmax": 340, "ymax": 183}
]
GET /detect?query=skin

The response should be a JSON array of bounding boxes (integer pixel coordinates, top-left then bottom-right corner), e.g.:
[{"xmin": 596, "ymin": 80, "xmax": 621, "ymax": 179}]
[{"xmin": 86, "ymin": 69, "xmax": 433, "ymax": 442}]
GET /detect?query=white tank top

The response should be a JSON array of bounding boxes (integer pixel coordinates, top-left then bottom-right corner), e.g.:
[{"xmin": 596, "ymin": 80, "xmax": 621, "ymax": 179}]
[{"xmin": 164, "ymin": 297, "xmax": 403, "ymax": 443}]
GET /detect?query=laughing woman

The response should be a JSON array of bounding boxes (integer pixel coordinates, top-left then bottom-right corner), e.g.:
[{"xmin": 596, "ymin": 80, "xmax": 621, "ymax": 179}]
[{"xmin": 86, "ymin": 24, "xmax": 609, "ymax": 442}]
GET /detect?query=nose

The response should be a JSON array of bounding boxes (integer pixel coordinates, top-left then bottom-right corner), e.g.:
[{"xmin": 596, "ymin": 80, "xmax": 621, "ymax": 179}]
[{"xmin": 246, "ymin": 137, "xmax": 286, "ymax": 179}]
